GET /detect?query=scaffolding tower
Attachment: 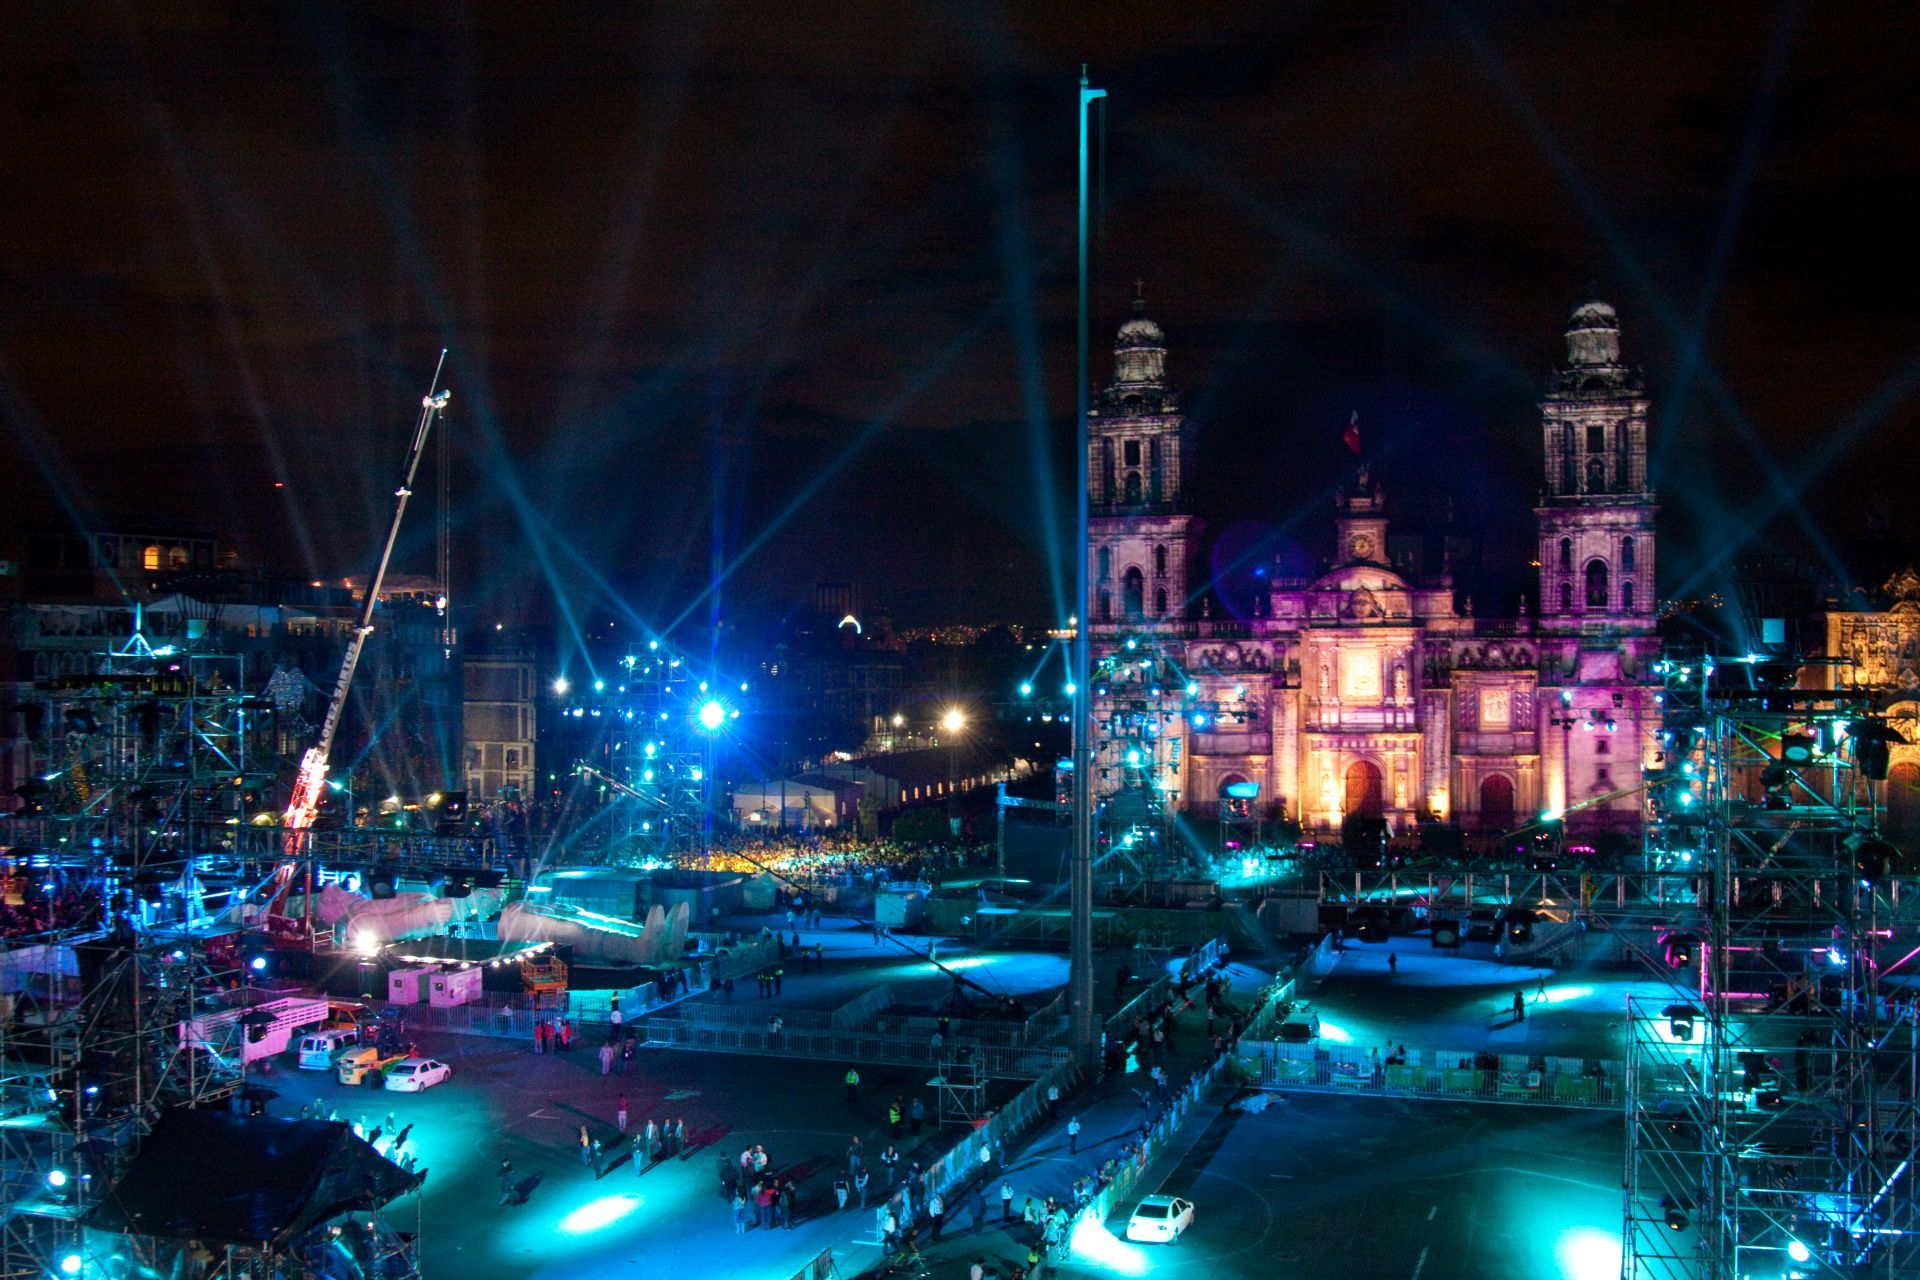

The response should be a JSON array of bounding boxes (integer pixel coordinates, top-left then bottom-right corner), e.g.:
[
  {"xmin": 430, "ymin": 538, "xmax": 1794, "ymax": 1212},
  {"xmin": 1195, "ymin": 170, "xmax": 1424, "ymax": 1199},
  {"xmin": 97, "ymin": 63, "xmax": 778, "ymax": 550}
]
[
  {"xmin": 1090, "ymin": 633, "xmax": 1204, "ymax": 885},
  {"xmin": 1623, "ymin": 655, "xmax": 1920, "ymax": 1280}
]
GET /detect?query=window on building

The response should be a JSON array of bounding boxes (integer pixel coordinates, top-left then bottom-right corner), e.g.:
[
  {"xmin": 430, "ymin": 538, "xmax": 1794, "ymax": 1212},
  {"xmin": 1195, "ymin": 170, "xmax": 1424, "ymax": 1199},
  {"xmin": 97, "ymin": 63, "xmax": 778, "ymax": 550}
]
[
  {"xmin": 1123, "ymin": 439, "xmax": 1141, "ymax": 466},
  {"xmin": 1586, "ymin": 424, "xmax": 1605, "ymax": 453},
  {"xmin": 1098, "ymin": 547, "xmax": 1112, "ymax": 581},
  {"xmin": 1099, "ymin": 591, "xmax": 1112, "ymax": 621},
  {"xmin": 1559, "ymin": 538, "xmax": 1573, "ymax": 570},
  {"xmin": 1622, "ymin": 580, "xmax": 1635, "ymax": 612},
  {"xmin": 1586, "ymin": 559, "xmax": 1610, "ymax": 609},
  {"xmin": 1561, "ymin": 457, "xmax": 1576, "ymax": 494},
  {"xmin": 1124, "ymin": 471, "xmax": 1142, "ymax": 504},
  {"xmin": 1585, "ymin": 457, "xmax": 1606, "ymax": 493},
  {"xmin": 1122, "ymin": 567, "xmax": 1145, "ymax": 618},
  {"xmin": 167, "ymin": 546, "xmax": 189, "ymax": 570},
  {"xmin": 1595, "ymin": 737, "xmax": 1610, "ymax": 754},
  {"xmin": 1149, "ymin": 438, "xmax": 1162, "ymax": 502},
  {"xmin": 98, "ymin": 539, "xmax": 118, "ymax": 568},
  {"xmin": 505, "ymin": 750, "xmax": 519, "ymax": 769},
  {"xmin": 1621, "ymin": 536, "xmax": 1635, "ymax": 571},
  {"xmin": 1154, "ymin": 588, "xmax": 1168, "ymax": 616},
  {"xmin": 1560, "ymin": 581, "xmax": 1573, "ymax": 612},
  {"xmin": 143, "ymin": 545, "xmax": 162, "ymax": 571},
  {"xmin": 1154, "ymin": 545, "xmax": 1168, "ymax": 577}
]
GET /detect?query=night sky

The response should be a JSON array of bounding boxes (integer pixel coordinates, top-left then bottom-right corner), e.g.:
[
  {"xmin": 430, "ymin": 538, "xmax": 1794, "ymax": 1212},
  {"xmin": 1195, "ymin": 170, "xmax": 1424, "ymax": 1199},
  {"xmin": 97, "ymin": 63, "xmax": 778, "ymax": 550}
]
[{"xmin": 3, "ymin": 3, "xmax": 1917, "ymax": 637}]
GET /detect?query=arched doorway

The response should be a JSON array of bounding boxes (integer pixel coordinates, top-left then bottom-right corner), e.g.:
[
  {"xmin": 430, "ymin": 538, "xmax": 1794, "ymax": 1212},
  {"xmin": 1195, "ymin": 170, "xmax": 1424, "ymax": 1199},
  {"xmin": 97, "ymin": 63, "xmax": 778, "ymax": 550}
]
[
  {"xmin": 1344, "ymin": 761, "xmax": 1384, "ymax": 820},
  {"xmin": 1887, "ymin": 761, "xmax": 1920, "ymax": 848},
  {"xmin": 1122, "ymin": 567, "xmax": 1145, "ymax": 618},
  {"xmin": 1479, "ymin": 774, "xmax": 1516, "ymax": 831}
]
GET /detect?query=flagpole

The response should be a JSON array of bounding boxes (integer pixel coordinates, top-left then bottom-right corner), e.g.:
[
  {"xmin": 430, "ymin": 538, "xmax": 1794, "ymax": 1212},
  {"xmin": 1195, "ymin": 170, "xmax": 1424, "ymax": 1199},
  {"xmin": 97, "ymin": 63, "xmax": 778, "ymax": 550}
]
[{"xmin": 1070, "ymin": 66, "xmax": 1106, "ymax": 1066}]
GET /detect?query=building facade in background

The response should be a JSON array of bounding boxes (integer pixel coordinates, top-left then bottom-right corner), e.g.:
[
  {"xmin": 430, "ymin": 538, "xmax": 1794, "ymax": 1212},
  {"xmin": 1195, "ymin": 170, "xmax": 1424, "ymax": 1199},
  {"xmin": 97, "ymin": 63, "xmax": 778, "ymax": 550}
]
[{"xmin": 1088, "ymin": 296, "xmax": 1661, "ymax": 838}]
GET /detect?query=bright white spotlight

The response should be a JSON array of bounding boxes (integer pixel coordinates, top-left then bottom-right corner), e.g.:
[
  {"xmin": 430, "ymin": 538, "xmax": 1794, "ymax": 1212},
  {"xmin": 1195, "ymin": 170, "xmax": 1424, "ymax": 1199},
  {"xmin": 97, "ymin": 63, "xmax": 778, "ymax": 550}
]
[
  {"xmin": 1787, "ymin": 1239, "xmax": 1812, "ymax": 1264},
  {"xmin": 552, "ymin": 677, "xmax": 570, "ymax": 695},
  {"xmin": 559, "ymin": 1194, "xmax": 641, "ymax": 1234},
  {"xmin": 942, "ymin": 708, "xmax": 966, "ymax": 733},
  {"xmin": 696, "ymin": 699, "xmax": 727, "ymax": 731}
]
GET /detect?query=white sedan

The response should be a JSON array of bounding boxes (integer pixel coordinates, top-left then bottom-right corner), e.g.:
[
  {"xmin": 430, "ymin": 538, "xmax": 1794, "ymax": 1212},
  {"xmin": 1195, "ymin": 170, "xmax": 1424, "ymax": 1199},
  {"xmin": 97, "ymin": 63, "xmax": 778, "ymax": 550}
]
[
  {"xmin": 1125, "ymin": 1195, "xmax": 1195, "ymax": 1243},
  {"xmin": 381, "ymin": 1058, "xmax": 453, "ymax": 1093}
]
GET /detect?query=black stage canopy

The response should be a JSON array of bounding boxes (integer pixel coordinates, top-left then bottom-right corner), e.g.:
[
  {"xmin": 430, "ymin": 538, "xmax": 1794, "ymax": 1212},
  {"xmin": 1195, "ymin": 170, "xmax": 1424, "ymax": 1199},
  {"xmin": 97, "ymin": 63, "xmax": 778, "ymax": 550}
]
[{"xmin": 86, "ymin": 1109, "xmax": 421, "ymax": 1246}]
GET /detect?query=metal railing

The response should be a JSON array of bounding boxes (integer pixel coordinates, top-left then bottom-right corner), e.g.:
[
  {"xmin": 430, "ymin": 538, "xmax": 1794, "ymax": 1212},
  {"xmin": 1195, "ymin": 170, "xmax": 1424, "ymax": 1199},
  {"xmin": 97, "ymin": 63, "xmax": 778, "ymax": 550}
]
[
  {"xmin": 635, "ymin": 1017, "xmax": 1069, "ymax": 1078},
  {"xmin": 1242, "ymin": 1039, "xmax": 1622, "ymax": 1108}
]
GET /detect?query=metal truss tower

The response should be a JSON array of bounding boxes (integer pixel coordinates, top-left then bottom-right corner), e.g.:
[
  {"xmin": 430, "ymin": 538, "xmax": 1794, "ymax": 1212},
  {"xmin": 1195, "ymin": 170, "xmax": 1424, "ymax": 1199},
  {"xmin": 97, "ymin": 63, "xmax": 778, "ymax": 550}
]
[
  {"xmin": 2, "ymin": 633, "xmax": 257, "ymax": 1280},
  {"xmin": 1089, "ymin": 632, "xmax": 1206, "ymax": 886},
  {"xmin": 1624, "ymin": 655, "xmax": 1919, "ymax": 1280},
  {"xmin": 564, "ymin": 642, "xmax": 730, "ymax": 864}
]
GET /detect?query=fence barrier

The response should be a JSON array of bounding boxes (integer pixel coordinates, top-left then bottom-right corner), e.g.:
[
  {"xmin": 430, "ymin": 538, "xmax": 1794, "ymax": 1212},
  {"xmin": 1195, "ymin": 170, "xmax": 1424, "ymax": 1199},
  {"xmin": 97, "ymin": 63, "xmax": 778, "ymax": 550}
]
[
  {"xmin": 1241, "ymin": 1039, "xmax": 1623, "ymax": 1108},
  {"xmin": 635, "ymin": 1017, "xmax": 1070, "ymax": 1078}
]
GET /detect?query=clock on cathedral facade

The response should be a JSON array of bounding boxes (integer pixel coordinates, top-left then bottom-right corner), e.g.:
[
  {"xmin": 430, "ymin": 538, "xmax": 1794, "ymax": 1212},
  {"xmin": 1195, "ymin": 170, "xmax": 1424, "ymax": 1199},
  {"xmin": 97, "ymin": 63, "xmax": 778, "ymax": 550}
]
[{"xmin": 1087, "ymin": 293, "xmax": 1662, "ymax": 837}]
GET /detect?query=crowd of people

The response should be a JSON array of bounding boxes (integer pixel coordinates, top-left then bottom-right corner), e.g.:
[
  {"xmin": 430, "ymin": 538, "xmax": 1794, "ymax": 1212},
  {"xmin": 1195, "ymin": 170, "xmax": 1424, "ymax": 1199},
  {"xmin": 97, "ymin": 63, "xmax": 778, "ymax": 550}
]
[
  {"xmin": 0, "ymin": 867, "xmax": 103, "ymax": 939},
  {"xmin": 670, "ymin": 830, "xmax": 993, "ymax": 888}
]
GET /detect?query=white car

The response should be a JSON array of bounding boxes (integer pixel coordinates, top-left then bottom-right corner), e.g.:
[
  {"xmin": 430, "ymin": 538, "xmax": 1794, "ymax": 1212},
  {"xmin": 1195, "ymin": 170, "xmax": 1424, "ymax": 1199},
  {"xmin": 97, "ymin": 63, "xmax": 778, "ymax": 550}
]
[
  {"xmin": 1125, "ymin": 1195, "xmax": 1194, "ymax": 1243},
  {"xmin": 381, "ymin": 1058, "xmax": 452, "ymax": 1093}
]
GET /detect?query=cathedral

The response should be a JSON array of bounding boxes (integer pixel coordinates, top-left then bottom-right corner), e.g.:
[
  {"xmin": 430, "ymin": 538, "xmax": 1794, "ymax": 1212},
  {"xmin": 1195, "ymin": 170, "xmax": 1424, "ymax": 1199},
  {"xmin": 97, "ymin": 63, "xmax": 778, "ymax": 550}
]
[{"xmin": 1087, "ymin": 295, "xmax": 1662, "ymax": 839}]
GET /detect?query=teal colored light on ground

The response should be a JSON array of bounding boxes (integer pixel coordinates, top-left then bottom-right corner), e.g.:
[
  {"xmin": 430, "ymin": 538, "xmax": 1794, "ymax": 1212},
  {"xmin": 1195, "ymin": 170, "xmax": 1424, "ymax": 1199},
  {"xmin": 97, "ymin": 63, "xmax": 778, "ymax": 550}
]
[
  {"xmin": 1554, "ymin": 1226, "xmax": 1621, "ymax": 1280},
  {"xmin": 1317, "ymin": 1019, "xmax": 1355, "ymax": 1044},
  {"xmin": 1539, "ymin": 985, "xmax": 1595, "ymax": 1004},
  {"xmin": 560, "ymin": 1194, "xmax": 642, "ymax": 1234},
  {"xmin": 1069, "ymin": 1217, "xmax": 1150, "ymax": 1276}
]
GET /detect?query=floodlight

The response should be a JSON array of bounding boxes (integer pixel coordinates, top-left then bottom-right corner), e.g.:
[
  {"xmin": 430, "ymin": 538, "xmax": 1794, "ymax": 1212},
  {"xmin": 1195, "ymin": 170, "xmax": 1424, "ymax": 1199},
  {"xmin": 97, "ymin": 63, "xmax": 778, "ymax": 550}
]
[{"xmin": 696, "ymin": 699, "xmax": 727, "ymax": 732}]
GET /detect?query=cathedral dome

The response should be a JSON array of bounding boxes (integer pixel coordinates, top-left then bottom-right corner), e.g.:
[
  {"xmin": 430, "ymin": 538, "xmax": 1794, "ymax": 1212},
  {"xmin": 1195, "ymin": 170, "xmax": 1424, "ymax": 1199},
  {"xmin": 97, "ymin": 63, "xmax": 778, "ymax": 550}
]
[
  {"xmin": 1116, "ymin": 311, "xmax": 1165, "ymax": 348},
  {"xmin": 1564, "ymin": 295, "xmax": 1622, "ymax": 370}
]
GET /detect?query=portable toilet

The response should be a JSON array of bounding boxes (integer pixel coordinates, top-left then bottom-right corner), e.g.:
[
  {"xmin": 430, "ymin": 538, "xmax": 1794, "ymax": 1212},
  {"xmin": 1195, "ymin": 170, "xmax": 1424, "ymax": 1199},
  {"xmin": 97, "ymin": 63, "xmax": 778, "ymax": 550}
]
[
  {"xmin": 429, "ymin": 967, "xmax": 485, "ymax": 1008},
  {"xmin": 387, "ymin": 965, "xmax": 438, "ymax": 1005}
]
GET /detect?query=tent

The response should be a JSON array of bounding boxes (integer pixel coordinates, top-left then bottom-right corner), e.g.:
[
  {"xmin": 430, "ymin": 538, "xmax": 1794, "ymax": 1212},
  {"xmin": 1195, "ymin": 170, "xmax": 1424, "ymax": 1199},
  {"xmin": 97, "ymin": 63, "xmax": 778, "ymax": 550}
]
[{"xmin": 86, "ymin": 1109, "xmax": 422, "ymax": 1246}]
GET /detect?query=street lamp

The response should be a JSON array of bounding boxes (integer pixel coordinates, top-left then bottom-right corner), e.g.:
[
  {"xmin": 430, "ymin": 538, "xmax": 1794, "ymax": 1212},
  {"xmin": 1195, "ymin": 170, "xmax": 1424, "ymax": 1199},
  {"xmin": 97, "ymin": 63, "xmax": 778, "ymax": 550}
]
[{"xmin": 942, "ymin": 708, "xmax": 967, "ymax": 835}]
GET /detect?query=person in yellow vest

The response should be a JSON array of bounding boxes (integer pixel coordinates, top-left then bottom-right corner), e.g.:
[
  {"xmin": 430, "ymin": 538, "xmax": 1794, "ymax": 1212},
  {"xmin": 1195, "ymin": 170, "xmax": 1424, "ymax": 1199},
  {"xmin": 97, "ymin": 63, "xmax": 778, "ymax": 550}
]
[{"xmin": 845, "ymin": 1067, "xmax": 860, "ymax": 1104}]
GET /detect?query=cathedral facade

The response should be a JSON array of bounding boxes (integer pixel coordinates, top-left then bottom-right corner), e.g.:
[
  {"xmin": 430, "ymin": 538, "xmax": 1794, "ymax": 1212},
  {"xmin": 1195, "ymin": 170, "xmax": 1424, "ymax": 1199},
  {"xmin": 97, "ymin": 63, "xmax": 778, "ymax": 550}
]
[{"xmin": 1087, "ymin": 297, "xmax": 1662, "ymax": 838}]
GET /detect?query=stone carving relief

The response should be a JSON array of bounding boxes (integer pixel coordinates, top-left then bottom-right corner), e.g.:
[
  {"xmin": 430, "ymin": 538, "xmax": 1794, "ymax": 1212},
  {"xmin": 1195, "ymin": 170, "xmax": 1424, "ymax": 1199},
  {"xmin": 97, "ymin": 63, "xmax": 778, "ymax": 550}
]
[{"xmin": 1342, "ymin": 587, "xmax": 1384, "ymax": 620}]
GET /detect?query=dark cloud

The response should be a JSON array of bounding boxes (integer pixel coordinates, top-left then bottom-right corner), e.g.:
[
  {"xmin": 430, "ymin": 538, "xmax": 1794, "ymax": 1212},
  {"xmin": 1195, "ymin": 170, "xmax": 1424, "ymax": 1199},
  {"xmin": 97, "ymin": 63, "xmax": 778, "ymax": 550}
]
[{"xmin": 2, "ymin": 1, "xmax": 1917, "ymax": 637}]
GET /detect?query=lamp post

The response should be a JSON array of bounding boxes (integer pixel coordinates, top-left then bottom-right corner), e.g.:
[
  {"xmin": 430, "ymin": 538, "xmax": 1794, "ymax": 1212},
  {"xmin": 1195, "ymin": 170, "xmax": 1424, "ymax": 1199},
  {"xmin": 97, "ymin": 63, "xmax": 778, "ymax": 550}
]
[
  {"xmin": 943, "ymin": 707, "xmax": 966, "ymax": 837},
  {"xmin": 1070, "ymin": 68, "xmax": 1107, "ymax": 1066}
]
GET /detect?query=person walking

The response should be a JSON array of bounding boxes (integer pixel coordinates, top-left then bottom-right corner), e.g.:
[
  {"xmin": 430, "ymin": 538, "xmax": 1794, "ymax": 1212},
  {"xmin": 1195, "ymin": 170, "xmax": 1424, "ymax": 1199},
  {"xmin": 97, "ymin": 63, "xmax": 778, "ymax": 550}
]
[
  {"xmin": 929, "ymin": 1190, "xmax": 946, "ymax": 1241},
  {"xmin": 590, "ymin": 1136, "xmax": 604, "ymax": 1177},
  {"xmin": 597, "ymin": 1036, "xmax": 613, "ymax": 1075},
  {"xmin": 719, "ymin": 1152, "xmax": 736, "ymax": 1199},
  {"xmin": 644, "ymin": 1118, "xmax": 659, "ymax": 1163},
  {"xmin": 779, "ymin": 1179, "xmax": 796, "ymax": 1229},
  {"xmin": 970, "ymin": 1184, "xmax": 987, "ymax": 1235},
  {"xmin": 1387, "ymin": 951, "xmax": 1398, "ymax": 975},
  {"xmin": 1513, "ymin": 989, "xmax": 1527, "ymax": 1023},
  {"xmin": 1536, "ymin": 973, "xmax": 1548, "ymax": 1002},
  {"xmin": 880, "ymin": 1144, "xmax": 899, "ymax": 1186},
  {"xmin": 909, "ymin": 1096, "xmax": 925, "ymax": 1135},
  {"xmin": 1066, "ymin": 1115, "xmax": 1082, "ymax": 1154},
  {"xmin": 620, "ymin": 1037, "xmax": 635, "ymax": 1075},
  {"xmin": 888, "ymin": 1096, "xmax": 904, "ymax": 1139},
  {"xmin": 847, "ymin": 1136, "xmax": 864, "ymax": 1174},
  {"xmin": 533, "ymin": 1021, "xmax": 546, "ymax": 1054},
  {"xmin": 673, "ymin": 1118, "xmax": 687, "ymax": 1157},
  {"xmin": 854, "ymin": 1165, "xmax": 871, "ymax": 1208},
  {"xmin": 733, "ymin": 1190, "xmax": 749, "ymax": 1233},
  {"xmin": 615, "ymin": 1093, "xmax": 629, "ymax": 1132},
  {"xmin": 1046, "ymin": 1082, "xmax": 1060, "ymax": 1120},
  {"xmin": 756, "ymin": 1179, "xmax": 776, "ymax": 1230},
  {"xmin": 845, "ymin": 1067, "xmax": 861, "ymax": 1105},
  {"xmin": 1001, "ymin": 1179, "xmax": 1015, "ymax": 1222},
  {"xmin": 834, "ymin": 1174, "xmax": 850, "ymax": 1212},
  {"xmin": 578, "ymin": 1125, "xmax": 593, "ymax": 1168}
]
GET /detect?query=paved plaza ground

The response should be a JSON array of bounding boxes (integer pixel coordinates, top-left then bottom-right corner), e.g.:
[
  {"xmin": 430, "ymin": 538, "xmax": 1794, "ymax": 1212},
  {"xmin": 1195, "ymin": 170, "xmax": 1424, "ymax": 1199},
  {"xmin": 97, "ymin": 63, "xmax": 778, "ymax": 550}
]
[
  {"xmin": 1303, "ymin": 938, "xmax": 1683, "ymax": 1062},
  {"xmin": 1070, "ymin": 1094, "xmax": 1624, "ymax": 1280},
  {"xmin": 256, "ymin": 901, "xmax": 1643, "ymax": 1279}
]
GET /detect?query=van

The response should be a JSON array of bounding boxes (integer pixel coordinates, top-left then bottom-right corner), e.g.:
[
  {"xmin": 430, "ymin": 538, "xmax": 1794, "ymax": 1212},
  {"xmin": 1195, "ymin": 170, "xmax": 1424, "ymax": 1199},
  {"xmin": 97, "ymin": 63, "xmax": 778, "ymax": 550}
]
[
  {"xmin": 1277, "ymin": 1004, "xmax": 1321, "ymax": 1044},
  {"xmin": 298, "ymin": 1028, "xmax": 357, "ymax": 1070}
]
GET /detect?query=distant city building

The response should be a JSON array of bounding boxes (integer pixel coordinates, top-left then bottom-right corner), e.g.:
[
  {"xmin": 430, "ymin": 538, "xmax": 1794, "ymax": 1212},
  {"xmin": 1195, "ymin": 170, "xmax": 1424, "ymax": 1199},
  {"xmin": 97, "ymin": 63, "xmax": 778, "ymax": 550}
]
[
  {"xmin": 463, "ymin": 638, "xmax": 537, "ymax": 801},
  {"xmin": 1089, "ymin": 294, "xmax": 1661, "ymax": 837},
  {"xmin": 1810, "ymin": 566, "xmax": 1920, "ymax": 841}
]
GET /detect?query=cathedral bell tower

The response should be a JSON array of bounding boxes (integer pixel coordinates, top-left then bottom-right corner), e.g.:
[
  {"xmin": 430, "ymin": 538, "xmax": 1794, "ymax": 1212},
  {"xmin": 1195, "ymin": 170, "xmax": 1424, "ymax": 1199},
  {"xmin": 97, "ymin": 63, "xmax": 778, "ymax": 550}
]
[
  {"xmin": 1088, "ymin": 293, "xmax": 1200, "ymax": 628},
  {"xmin": 1535, "ymin": 297, "xmax": 1657, "ymax": 634}
]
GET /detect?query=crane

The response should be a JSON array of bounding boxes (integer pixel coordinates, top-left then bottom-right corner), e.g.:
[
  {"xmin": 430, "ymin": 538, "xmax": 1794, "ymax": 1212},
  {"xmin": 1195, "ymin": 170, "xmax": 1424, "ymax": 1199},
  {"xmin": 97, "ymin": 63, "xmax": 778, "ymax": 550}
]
[{"xmin": 255, "ymin": 355, "xmax": 450, "ymax": 927}]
